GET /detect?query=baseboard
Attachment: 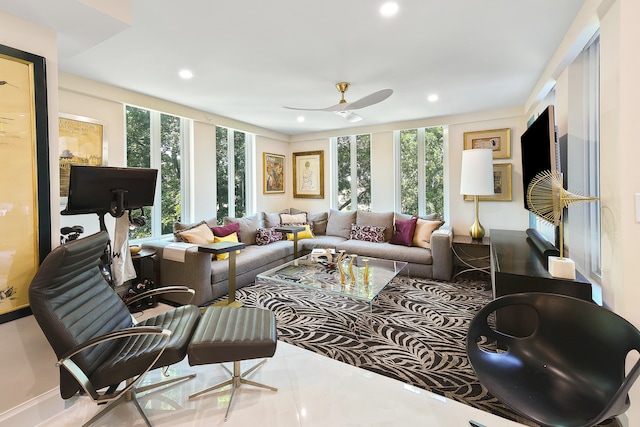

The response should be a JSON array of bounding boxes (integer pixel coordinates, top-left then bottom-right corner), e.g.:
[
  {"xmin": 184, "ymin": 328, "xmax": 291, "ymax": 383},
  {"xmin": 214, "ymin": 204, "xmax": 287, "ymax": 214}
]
[{"xmin": 0, "ymin": 388, "xmax": 64, "ymax": 427}]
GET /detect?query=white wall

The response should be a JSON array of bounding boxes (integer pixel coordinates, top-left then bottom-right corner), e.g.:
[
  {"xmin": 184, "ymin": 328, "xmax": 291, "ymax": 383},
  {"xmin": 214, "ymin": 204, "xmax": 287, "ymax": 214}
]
[{"xmin": 0, "ymin": 11, "xmax": 60, "ymax": 415}]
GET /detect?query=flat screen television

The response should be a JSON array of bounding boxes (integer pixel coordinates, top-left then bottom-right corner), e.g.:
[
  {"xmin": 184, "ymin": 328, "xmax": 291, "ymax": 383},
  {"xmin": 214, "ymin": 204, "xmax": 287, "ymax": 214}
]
[
  {"xmin": 62, "ymin": 165, "xmax": 158, "ymax": 218},
  {"xmin": 520, "ymin": 105, "xmax": 560, "ymax": 212}
]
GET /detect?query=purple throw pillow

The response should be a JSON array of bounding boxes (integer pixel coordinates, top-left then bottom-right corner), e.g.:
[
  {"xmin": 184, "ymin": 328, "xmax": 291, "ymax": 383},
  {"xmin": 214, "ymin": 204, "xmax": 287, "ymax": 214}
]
[
  {"xmin": 390, "ymin": 217, "xmax": 418, "ymax": 246},
  {"xmin": 212, "ymin": 222, "xmax": 241, "ymax": 240}
]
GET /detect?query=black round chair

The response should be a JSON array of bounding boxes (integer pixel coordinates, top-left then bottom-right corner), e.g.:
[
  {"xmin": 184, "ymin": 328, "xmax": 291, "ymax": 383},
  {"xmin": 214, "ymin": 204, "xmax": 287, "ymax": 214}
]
[{"xmin": 466, "ymin": 292, "xmax": 640, "ymax": 427}]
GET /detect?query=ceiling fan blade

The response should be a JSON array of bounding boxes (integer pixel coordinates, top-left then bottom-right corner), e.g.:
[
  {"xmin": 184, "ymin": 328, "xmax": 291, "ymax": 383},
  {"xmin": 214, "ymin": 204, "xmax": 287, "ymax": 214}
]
[{"xmin": 347, "ymin": 88, "xmax": 393, "ymax": 110}]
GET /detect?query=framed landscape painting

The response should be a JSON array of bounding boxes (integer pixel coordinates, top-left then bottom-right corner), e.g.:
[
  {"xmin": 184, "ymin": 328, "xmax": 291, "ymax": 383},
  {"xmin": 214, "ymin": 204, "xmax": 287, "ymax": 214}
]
[
  {"xmin": 263, "ymin": 152, "xmax": 285, "ymax": 194},
  {"xmin": 293, "ymin": 150, "xmax": 324, "ymax": 199},
  {"xmin": 59, "ymin": 114, "xmax": 106, "ymax": 198},
  {"xmin": 464, "ymin": 128, "xmax": 511, "ymax": 159}
]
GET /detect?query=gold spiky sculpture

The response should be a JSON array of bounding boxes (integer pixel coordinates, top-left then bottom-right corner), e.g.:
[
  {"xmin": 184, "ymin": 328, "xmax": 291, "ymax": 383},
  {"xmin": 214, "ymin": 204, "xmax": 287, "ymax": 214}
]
[{"xmin": 526, "ymin": 170, "xmax": 599, "ymax": 262}]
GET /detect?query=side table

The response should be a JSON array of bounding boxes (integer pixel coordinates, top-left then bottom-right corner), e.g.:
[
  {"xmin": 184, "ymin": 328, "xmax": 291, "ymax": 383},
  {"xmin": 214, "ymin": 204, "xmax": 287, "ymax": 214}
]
[
  {"xmin": 452, "ymin": 235, "xmax": 490, "ymax": 278},
  {"xmin": 275, "ymin": 225, "xmax": 305, "ymax": 259},
  {"xmin": 198, "ymin": 241, "xmax": 246, "ymax": 307}
]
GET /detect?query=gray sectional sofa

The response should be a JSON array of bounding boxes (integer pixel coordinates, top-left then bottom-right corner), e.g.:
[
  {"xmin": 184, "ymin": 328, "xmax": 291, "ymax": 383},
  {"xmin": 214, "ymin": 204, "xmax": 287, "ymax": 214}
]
[{"xmin": 142, "ymin": 209, "xmax": 453, "ymax": 306}]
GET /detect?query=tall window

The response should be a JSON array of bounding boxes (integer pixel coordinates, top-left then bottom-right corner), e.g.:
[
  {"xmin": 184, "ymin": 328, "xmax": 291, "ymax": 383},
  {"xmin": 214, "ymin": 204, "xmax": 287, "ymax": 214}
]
[
  {"xmin": 570, "ymin": 35, "xmax": 601, "ymax": 280},
  {"xmin": 126, "ymin": 105, "xmax": 188, "ymax": 238},
  {"xmin": 334, "ymin": 134, "xmax": 371, "ymax": 211},
  {"xmin": 396, "ymin": 126, "xmax": 444, "ymax": 218},
  {"xmin": 216, "ymin": 126, "xmax": 251, "ymax": 223}
]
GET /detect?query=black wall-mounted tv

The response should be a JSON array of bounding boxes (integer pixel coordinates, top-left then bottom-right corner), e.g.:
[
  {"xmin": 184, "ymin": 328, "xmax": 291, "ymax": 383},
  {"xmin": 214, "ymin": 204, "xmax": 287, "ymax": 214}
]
[
  {"xmin": 520, "ymin": 105, "xmax": 560, "ymax": 212},
  {"xmin": 62, "ymin": 165, "xmax": 158, "ymax": 218}
]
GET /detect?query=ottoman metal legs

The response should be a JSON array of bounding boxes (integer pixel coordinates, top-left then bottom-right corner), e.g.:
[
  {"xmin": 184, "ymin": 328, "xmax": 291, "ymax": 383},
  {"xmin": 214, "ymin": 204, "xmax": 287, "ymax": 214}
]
[{"xmin": 187, "ymin": 306, "xmax": 278, "ymax": 421}]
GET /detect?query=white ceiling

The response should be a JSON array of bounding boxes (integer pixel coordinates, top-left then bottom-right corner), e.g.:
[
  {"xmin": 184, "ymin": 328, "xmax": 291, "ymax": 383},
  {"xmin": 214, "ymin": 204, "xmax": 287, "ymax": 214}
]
[{"xmin": 1, "ymin": 0, "xmax": 585, "ymax": 135}]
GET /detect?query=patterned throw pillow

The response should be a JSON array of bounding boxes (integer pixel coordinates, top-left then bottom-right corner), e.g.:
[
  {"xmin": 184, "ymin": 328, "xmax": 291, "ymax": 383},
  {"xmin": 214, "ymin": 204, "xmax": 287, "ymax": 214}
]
[
  {"xmin": 255, "ymin": 227, "xmax": 284, "ymax": 246},
  {"xmin": 349, "ymin": 224, "xmax": 386, "ymax": 243}
]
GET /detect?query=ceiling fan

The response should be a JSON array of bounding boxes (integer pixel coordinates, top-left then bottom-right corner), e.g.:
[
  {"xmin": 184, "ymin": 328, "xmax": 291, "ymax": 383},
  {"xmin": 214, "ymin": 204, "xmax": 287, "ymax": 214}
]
[{"xmin": 284, "ymin": 82, "xmax": 393, "ymax": 123}]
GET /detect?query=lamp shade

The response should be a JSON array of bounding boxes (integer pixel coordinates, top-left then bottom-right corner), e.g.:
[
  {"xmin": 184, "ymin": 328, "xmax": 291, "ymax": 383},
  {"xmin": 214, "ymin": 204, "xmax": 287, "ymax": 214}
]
[{"xmin": 460, "ymin": 149, "xmax": 494, "ymax": 196}]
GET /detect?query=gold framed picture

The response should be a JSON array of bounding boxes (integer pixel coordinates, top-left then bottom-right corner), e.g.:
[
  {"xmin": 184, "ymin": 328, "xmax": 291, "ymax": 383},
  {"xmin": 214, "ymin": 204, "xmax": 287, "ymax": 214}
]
[
  {"xmin": 464, "ymin": 128, "xmax": 511, "ymax": 159},
  {"xmin": 0, "ymin": 44, "xmax": 51, "ymax": 322},
  {"xmin": 59, "ymin": 114, "xmax": 107, "ymax": 198},
  {"xmin": 293, "ymin": 150, "xmax": 324, "ymax": 199},
  {"xmin": 465, "ymin": 163, "xmax": 513, "ymax": 202},
  {"xmin": 263, "ymin": 152, "xmax": 285, "ymax": 194}
]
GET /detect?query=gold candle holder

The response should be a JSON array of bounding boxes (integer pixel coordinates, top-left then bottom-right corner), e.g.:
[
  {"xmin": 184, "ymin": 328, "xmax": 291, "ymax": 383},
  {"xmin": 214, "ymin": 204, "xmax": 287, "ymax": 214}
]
[
  {"xmin": 349, "ymin": 254, "xmax": 357, "ymax": 283},
  {"xmin": 362, "ymin": 258, "xmax": 370, "ymax": 283}
]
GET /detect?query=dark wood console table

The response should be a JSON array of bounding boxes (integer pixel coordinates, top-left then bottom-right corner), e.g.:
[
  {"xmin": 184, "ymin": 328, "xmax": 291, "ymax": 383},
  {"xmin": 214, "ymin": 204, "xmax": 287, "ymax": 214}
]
[{"xmin": 490, "ymin": 229, "xmax": 593, "ymax": 336}]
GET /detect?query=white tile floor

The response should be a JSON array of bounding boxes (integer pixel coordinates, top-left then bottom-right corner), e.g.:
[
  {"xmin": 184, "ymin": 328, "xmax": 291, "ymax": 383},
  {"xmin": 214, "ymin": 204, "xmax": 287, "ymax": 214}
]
[{"xmin": 18, "ymin": 340, "xmax": 526, "ymax": 427}]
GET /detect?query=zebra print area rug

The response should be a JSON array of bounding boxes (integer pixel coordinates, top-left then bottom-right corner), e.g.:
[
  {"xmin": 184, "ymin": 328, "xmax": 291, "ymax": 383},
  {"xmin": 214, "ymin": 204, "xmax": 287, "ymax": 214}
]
[{"xmin": 236, "ymin": 274, "xmax": 535, "ymax": 425}]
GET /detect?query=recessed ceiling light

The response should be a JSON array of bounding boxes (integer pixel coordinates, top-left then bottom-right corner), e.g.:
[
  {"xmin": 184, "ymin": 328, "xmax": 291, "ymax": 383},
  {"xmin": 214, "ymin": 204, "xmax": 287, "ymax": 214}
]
[
  {"xmin": 427, "ymin": 94, "xmax": 439, "ymax": 102},
  {"xmin": 380, "ymin": 2, "xmax": 399, "ymax": 17},
  {"xmin": 297, "ymin": 116, "xmax": 305, "ymax": 123},
  {"xmin": 179, "ymin": 69, "xmax": 193, "ymax": 79}
]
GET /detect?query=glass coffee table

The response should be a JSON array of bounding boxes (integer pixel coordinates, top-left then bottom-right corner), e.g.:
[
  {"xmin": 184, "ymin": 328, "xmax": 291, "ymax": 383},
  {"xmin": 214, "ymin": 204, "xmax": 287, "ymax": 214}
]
[{"xmin": 256, "ymin": 252, "xmax": 407, "ymax": 310}]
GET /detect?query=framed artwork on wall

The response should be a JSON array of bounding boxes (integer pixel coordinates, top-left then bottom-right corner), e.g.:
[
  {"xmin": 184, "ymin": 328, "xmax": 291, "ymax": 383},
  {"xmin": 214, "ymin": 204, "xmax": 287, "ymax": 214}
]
[
  {"xmin": 293, "ymin": 150, "xmax": 324, "ymax": 199},
  {"xmin": 263, "ymin": 152, "xmax": 285, "ymax": 194},
  {"xmin": 464, "ymin": 128, "xmax": 511, "ymax": 159},
  {"xmin": 465, "ymin": 163, "xmax": 513, "ymax": 202},
  {"xmin": 59, "ymin": 114, "xmax": 107, "ymax": 199},
  {"xmin": 0, "ymin": 44, "xmax": 51, "ymax": 323}
]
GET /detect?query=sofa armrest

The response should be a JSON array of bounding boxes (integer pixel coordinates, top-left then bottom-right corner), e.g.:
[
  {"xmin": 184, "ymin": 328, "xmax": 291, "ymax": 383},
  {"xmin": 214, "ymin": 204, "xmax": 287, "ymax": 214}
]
[
  {"xmin": 430, "ymin": 226, "xmax": 453, "ymax": 281},
  {"xmin": 142, "ymin": 240, "xmax": 213, "ymax": 306}
]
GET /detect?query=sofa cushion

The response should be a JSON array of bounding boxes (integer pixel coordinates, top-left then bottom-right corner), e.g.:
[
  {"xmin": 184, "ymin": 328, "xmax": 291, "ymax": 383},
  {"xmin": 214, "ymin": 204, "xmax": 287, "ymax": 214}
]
[
  {"xmin": 223, "ymin": 214, "xmax": 261, "ymax": 246},
  {"xmin": 262, "ymin": 209, "xmax": 290, "ymax": 228},
  {"xmin": 290, "ymin": 208, "xmax": 328, "ymax": 235},
  {"xmin": 390, "ymin": 216, "xmax": 418, "ymax": 246},
  {"xmin": 211, "ymin": 222, "xmax": 240, "ymax": 238},
  {"xmin": 280, "ymin": 212, "xmax": 307, "ymax": 224},
  {"xmin": 357, "ymin": 211, "xmax": 394, "ymax": 242},
  {"xmin": 326, "ymin": 209, "xmax": 356, "ymax": 239},
  {"xmin": 336, "ymin": 240, "xmax": 433, "ymax": 265},
  {"xmin": 413, "ymin": 219, "xmax": 445, "ymax": 249},
  {"xmin": 213, "ymin": 233, "xmax": 241, "ymax": 260},
  {"xmin": 174, "ymin": 221, "xmax": 214, "ymax": 244},
  {"xmin": 210, "ymin": 241, "xmax": 293, "ymax": 282},
  {"xmin": 349, "ymin": 224, "xmax": 386, "ymax": 243},
  {"xmin": 255, "ymin": 227, "xmax": 283, "ymax": 246},
  {"xmin": 395, "ymin": 212, "xmax": 439, "ymax": 221}
]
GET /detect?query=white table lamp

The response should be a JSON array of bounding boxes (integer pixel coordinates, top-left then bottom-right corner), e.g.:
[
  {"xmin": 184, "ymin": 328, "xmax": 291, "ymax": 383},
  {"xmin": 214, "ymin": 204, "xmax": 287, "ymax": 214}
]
[{"xmin": 460, "ymin": 149, "xmax": 494, "ymax": 239}]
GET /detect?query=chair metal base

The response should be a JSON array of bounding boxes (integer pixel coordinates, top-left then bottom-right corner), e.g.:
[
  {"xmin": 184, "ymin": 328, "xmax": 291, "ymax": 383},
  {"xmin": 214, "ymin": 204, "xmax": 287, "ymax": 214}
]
[
  {"xmin": 189, "ymin": 359, "xmax": 277, "ymax": 421},
  {"xmin": 83, "ymin": 372, "xmax": 196, "ymax": 427}
]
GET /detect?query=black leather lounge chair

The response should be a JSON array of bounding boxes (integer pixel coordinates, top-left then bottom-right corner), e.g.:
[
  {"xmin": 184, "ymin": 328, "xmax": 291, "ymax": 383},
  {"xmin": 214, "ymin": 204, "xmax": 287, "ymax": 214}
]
[
  {"xmin": 29, "ymin": 231, "xmax": 201, "ymax": 427},
  {"xmin": 467, "ymin": 292, "xmax": 640, "ymax": 427}
]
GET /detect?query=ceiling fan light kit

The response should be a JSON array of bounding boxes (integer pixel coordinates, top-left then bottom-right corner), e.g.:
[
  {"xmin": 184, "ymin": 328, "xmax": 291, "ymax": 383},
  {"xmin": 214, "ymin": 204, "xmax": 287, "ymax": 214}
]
[{"xmin": 284, "ymin": 82, "xmax": 393, "ymax": 122}]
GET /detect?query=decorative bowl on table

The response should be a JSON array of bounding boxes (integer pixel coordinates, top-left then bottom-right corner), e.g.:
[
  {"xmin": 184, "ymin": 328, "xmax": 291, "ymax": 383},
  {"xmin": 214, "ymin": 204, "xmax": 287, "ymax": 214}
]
[{"xmin": 129, "ymin": 245, "xmax": 142, "ymax": 254}]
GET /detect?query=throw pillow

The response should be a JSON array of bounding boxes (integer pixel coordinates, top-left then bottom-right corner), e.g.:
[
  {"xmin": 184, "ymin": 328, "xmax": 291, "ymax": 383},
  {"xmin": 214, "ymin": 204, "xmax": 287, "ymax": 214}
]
[
  {"xmin": 280, "ymin": 212, "xmax": 307, "ymax": 224},
  {"xmin": 285, "ymin": 223, "xmax": 314, "ymax": 241},
  {"xmin": 213, "ymin": 233, "xmax": 241, "ymax": 260},
  {"xmin": 174, "ymin": 221, "xmax": 214, "ymax": 244},
  {"xmin": 211, "ymin": 221, "xmax": 240, "ymax": 238},
  {"xmin": 223, "ymin": 214, "xmax": 260, "ymax": 246},
  {"xmin": 356, "ymin": 211, "xmax": 394, "ymax": 242},
  {"xmin": 349, "ymin": 224, "xmax": 386, "ymax": 243},
  {"xmin": 413, "ymin": 219, "xmax": 445, "ymax": 249},
  {"xmin": 262, "ymin": 209, "xmax": 290, "ymax": 228},
  {"xmin": 255, "ymin": 227, "xmax": 284, "ymax": 246},
  {"xmin": 396, "ymin": 212, "xmax": 439, "ymax": 222},
  {"xmin": 390, "ymin": 217, "xmax": 418, "ymax": 246},
  {"xmin": 290, "ymin": 208, "xmax": 329, "ymax": 235},
  {"xmin": 326, "ymin": 209, "xmax": 357, "ymax": 239}
]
